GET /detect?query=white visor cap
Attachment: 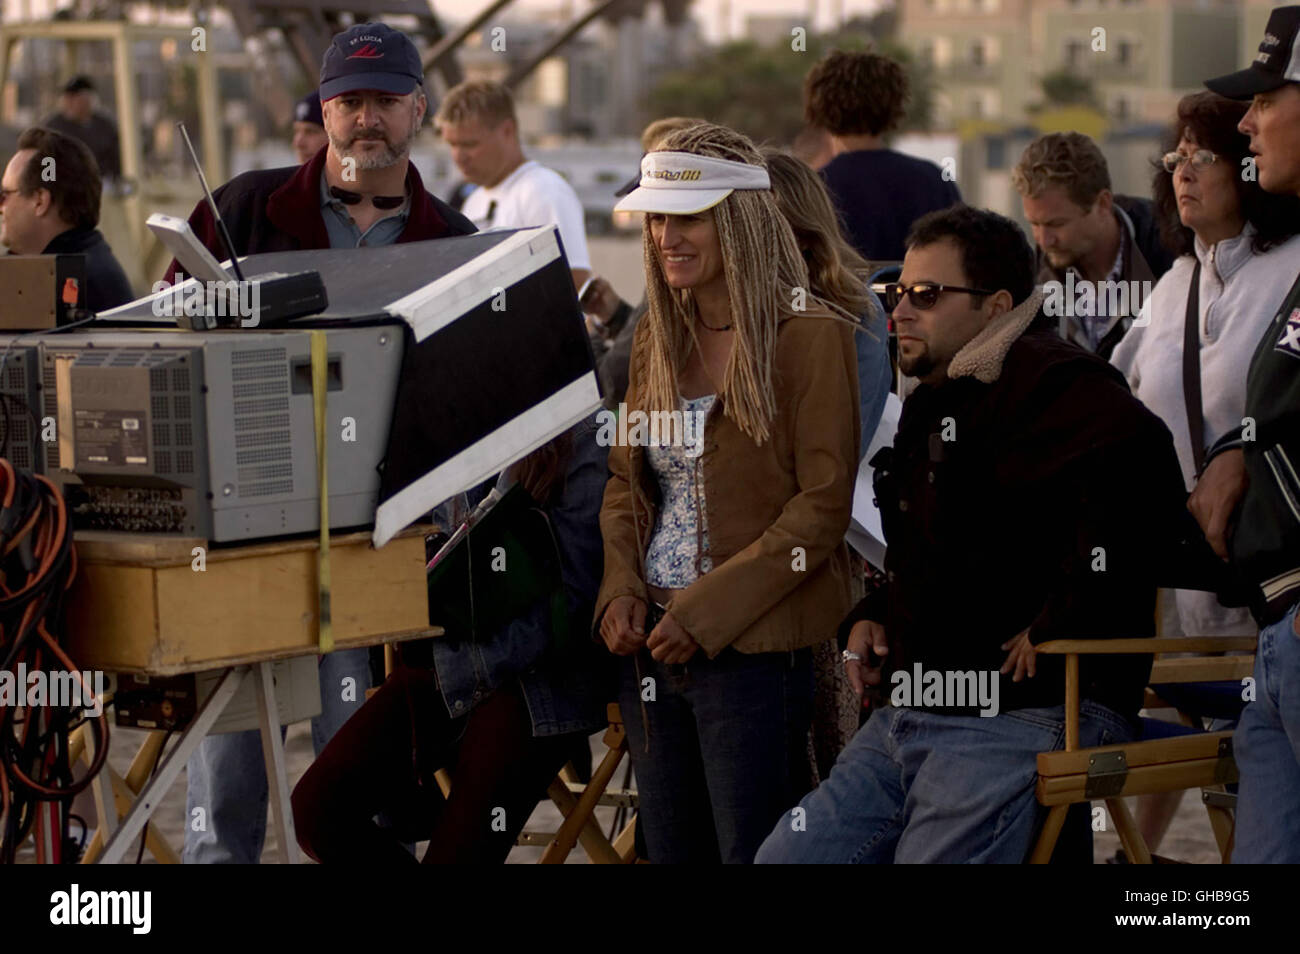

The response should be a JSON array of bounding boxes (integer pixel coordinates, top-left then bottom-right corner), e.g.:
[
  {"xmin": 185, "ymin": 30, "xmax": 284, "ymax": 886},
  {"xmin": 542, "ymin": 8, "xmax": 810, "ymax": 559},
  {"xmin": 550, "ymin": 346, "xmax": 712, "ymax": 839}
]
[{"xmin": 613, "ymin": 151, "xmax": 771, "ymax": 215}]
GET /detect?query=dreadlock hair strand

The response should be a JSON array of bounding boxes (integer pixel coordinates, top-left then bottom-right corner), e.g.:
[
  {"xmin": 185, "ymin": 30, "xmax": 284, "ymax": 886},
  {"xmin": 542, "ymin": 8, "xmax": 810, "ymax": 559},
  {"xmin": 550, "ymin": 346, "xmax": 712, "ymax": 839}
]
[{"xmin": 637, "ymin": 123, "xmax": 820, "ymax": 446}]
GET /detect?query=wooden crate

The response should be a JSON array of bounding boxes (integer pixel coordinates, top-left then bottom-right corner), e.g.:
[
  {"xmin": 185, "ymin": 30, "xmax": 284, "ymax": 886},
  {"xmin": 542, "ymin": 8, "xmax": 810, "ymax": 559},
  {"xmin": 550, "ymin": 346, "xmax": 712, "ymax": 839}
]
[{"xmin": 65, "ymin": 526, "xmax": 439, "ymax": 675}]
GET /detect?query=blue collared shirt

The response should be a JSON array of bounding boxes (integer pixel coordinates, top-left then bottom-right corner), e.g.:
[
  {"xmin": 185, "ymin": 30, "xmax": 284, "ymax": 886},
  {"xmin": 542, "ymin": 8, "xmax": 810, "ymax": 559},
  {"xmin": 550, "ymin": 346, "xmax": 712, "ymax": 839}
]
[{"xmin": 319, "ymin": 171, "xmax": 410, "ymax": 248}]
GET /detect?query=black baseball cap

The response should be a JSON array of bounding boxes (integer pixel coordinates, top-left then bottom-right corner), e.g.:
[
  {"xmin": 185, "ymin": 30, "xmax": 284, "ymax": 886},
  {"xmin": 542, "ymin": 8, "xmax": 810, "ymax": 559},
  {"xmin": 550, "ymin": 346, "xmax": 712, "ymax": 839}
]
[
  {"xmin": 319, "ymin": 22, "xmax": 424, "ymax": 102},
  {"xmin": 62, "ymin": 75, "xmax": 94, "ymax": 94},
  {"xmin": 1205, "ymin": 6, "xmax": 1300, "ymax": 100},
  {"xmin": 295, "ymin": 91, "xmax": 324, "ymax": 127}
]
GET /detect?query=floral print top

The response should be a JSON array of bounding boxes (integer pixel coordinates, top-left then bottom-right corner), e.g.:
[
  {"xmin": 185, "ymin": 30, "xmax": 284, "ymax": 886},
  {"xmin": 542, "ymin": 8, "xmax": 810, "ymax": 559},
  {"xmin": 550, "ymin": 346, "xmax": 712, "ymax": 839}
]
[{"xmin": 645, "ymin": 394, "xmax": 715, "ymax": 588}]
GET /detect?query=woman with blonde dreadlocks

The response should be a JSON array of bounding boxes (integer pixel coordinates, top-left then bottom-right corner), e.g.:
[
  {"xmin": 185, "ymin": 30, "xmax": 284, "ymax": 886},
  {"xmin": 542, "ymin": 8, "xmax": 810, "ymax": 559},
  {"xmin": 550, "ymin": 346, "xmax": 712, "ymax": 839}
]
[{"xmin": 595, "ymin": 122, "xmax": 860, "ymax": 863}]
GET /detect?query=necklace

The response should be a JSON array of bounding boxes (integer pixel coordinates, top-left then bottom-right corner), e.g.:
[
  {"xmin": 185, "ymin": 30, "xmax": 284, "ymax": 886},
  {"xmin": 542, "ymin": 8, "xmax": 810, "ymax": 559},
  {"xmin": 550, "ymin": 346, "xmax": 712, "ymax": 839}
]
[{"xmin": 696, "ymin": 316, "xmax": 732, "ymax": 332}]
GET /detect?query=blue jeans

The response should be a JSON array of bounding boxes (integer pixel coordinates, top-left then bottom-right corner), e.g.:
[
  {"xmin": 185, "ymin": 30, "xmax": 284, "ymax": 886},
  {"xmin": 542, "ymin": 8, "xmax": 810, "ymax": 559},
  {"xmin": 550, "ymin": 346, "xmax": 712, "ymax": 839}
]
[
  {"xmin": 184, "ymin": 648, "xmax": 372, "ymax": 864},
  {"xmin": 756, "ymin": 700, "xmax": 1133, "ymax": 864},
  {"xmin": 1233, "ymin": 600, "xmax": 1300, "ymax": 863},
  {"xmin": 618, "ymin": 647, "xmax": 814, "ymax": 864}
]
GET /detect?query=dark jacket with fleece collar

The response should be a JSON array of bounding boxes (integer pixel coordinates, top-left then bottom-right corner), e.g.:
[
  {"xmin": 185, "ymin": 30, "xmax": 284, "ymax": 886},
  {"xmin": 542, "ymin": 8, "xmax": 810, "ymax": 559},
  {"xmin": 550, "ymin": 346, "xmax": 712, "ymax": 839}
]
[
  {"xmin": 843, "ymin": 290, "xmax": 1234, "ymax": 721},
  {"xmin": 163, "ymin": 146, "xmax": 474, "ymax": 283}
]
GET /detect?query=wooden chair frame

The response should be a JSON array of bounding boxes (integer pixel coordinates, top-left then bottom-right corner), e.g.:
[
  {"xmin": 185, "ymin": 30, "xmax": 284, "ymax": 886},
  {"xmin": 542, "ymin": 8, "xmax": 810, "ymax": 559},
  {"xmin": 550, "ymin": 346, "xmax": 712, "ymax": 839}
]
[
  {"xmin": 431, "ymin": 703, "xmax": 638, "ymax": 864},
  {"xmin": 1029, "ymin": 636, "xmax": 1255, "ymax": 864}
]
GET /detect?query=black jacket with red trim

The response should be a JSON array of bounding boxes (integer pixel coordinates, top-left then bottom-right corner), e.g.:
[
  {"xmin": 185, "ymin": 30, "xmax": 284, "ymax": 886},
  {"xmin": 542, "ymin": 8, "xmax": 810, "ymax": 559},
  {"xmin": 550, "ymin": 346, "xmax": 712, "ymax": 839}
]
[{"xmin": 163, "ymin": 146, "xmax": 475, "ymax": 283}]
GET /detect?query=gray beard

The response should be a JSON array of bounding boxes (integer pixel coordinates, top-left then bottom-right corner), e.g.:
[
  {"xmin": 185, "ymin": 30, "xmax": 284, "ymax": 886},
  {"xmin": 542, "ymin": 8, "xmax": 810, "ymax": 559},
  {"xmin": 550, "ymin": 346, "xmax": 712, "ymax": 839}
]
[
  {"xmin": 330, "ymin": 116, "xmax": 419, "ymax": 171},
  {"xmin": 335, "ymin": 136, "xmax": 406, "ymax": 170}
]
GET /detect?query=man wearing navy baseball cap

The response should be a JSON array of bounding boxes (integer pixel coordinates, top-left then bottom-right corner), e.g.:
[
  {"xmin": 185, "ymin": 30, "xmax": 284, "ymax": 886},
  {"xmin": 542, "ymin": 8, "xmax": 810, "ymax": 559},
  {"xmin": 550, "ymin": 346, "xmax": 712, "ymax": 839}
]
[
  {"xmin": 169, "ymin": 22, "xmax": 475, "ymax": 866},
  {"xmin": 1193, "ymin": 6, "xmax": 1300, "ymax": 864},
  {"xmin": 291, "ymin": 91, "xmax": 327, "ymax": 165},
  {"xmin": 164, "ymin": 20, "xmax": 473, "ymax": 288}
]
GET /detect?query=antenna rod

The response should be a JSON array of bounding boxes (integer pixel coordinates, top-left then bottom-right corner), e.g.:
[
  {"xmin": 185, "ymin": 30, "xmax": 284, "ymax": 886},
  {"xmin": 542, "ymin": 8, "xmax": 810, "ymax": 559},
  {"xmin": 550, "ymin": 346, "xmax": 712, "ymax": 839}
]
[{"xmin": 177, "ymin": 122, "xmax": 246, "ymax": 283}]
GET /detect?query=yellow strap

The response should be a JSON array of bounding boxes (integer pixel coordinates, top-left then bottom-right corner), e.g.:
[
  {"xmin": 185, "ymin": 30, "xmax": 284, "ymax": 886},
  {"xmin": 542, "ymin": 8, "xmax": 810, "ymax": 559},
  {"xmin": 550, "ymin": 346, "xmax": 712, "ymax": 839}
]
[{"xmin": 311, "ymin": 330, "xmax": 333, "ymax": 654}]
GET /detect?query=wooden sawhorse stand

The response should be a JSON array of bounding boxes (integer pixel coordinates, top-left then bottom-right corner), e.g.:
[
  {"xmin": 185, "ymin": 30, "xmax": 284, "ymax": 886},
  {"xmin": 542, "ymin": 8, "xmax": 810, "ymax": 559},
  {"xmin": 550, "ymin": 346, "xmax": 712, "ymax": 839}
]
[{"xmin": 61, "ymin": 526, "xmax": 438, "ymax": 864}]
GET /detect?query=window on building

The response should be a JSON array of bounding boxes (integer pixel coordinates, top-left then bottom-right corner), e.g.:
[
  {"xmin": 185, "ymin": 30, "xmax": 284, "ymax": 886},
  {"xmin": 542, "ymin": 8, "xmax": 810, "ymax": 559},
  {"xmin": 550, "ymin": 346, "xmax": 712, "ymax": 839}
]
[
  {"xmin": 1065, "ymin": 39, "xmax": 1086, "ymax": 68},
  {"xmin": 934, "ymin": 36, "xmax": 953, "ymax": 68},
  {"xmin": 987, "ymin": 137, "xmax": 1007, "ymax": 170},
  {"xmin": 970, "ymin": 41, "xmax": 985, "ymax": 67},
  {"xmin": 1117, "ymin": 39, "xmax": 1136, "ymax": 67},
  {"xmin": 1113, "ymin": 97, "xmax": 1131, "ymax": 120}
]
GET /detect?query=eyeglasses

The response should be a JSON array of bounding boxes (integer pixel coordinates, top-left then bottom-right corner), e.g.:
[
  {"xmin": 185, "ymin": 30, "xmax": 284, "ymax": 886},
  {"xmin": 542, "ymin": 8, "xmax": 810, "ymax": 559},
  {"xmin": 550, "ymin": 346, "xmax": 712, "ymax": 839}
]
[
  {"xmin": 1161, "ymin": 149, "xmax": 1218, "ymax": 173},
  {"xmin": 873, "ymin": 280, "xmax": 999, "ymax": 311}
]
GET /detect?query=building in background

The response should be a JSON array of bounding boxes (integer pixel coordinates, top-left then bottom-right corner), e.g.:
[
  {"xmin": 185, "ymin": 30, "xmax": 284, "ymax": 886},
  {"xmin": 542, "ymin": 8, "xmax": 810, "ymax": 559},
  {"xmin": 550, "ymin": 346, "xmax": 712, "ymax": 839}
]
[
  {"xmin": 900, "ymin": 0, "xmax": 1249, "ymax": 127},
  {"xmin": 449, "ymin": 4, "xmax": 702, "ymax": 143},
  {"xmin": 1040, "ymin": 0, "xmax": 1239, "ymax": 124},
  {"xmin": 744, "ymin": 13, "xmax": 805, "ymax": 47},
  {"xmin": 898, "ymin": 0, "xmax": 1036, "ymax": 126}
]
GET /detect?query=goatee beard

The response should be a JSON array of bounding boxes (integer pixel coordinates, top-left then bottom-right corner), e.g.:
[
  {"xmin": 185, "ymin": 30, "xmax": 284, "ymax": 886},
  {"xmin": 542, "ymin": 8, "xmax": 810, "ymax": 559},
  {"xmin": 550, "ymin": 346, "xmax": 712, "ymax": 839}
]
[{"xmin": 338, "ymin": 137, "xmax": 406, "ymax": 170}]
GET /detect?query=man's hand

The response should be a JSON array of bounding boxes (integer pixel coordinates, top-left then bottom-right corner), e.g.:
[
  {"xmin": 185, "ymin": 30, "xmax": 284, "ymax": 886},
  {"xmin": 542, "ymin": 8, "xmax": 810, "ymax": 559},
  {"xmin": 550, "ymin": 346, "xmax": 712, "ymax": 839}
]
[
  {"xmin": 845, "ymin": 619, "xmax": 889, "ymax": 706},
  {"xmin": 599, "ymin": 595, "xmax": 647, "ymax": 656},
  {"xmin": 1188, "ymin": 448, "xmax": 1248, "ymax": 560},
  {"xmin": 647, "ymin": 610, "xmax": 699, "ymax": 664},
  {"xmin": 999, "ymin": 629, "xmax": 1036, "ymax": 682},
  {"xmin": 580, "ymin": 276, "xmax": 623, "ymax": 325}
]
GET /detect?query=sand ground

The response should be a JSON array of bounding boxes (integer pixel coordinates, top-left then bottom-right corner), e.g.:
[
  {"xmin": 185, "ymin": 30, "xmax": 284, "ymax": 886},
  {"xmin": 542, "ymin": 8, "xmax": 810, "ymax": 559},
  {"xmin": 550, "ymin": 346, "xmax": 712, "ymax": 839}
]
[{"xmin": 17, "ymin": 711, "xmax": 1223, "ymax": 865}]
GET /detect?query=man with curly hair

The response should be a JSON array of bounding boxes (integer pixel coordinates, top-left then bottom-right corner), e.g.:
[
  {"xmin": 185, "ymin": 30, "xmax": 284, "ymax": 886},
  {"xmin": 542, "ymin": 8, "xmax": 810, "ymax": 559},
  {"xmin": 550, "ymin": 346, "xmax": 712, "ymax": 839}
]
[{"xmin": 803, "ymin": 50, "xmax": 961, "ymax": 264}]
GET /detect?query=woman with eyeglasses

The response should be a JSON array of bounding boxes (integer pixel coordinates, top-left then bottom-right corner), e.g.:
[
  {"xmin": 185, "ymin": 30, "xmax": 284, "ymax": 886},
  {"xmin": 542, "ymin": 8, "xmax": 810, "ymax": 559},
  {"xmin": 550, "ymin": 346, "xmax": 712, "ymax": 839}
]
[
  {"xmin": 1109, "ymin": 90, "xmax": 1300, "ymax": 857},
  {"xmin": 596, "ymin": 122, "xmax": 859, "ymax": 863}
]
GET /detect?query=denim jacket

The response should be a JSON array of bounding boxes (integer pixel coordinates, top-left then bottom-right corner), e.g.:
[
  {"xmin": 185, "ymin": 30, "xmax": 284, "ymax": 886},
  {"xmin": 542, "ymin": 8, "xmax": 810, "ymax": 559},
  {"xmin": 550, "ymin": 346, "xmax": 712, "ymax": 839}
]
[
  {"xmin": 856, "ymin": 292, "xmax": 893, "ymax": 461},
  {"xmin": 430, "ymin": 415, "xmax": 614, "ymax": 736}
]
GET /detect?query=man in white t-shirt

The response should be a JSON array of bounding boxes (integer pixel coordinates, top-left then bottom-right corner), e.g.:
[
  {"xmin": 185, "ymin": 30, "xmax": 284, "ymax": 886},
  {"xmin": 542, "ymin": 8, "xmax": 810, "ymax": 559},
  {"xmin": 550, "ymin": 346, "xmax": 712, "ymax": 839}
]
[{"xmin": 435, "ymin": 80, "xmax": 591, "ymax": 292}]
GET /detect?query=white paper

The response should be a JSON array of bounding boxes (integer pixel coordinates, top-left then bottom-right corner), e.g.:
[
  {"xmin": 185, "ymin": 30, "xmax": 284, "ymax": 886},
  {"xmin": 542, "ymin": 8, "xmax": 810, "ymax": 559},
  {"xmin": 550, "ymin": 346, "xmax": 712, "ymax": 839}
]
[{"xmin": 848, "ymin": 393, "xmax": 901, "ymax": 571}]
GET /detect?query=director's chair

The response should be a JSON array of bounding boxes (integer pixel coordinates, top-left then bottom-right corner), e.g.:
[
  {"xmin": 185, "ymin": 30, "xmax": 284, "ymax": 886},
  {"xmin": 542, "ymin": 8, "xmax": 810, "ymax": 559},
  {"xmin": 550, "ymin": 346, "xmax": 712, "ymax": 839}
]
[
  {"xmin": 430, "ymin": 702, "xmax": 639, "ymax": 864},
  {"xmin": 1029, "ymin": 636, "xmax": 1255, "ymax": 864}
]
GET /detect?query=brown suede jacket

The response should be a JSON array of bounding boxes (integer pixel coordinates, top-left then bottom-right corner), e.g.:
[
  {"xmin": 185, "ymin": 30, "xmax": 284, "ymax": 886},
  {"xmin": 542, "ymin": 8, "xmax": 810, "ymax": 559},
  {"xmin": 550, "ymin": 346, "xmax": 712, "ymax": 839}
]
[{"xmin": 594, "ymin": 310, "xmax": 860, "ymax": 657}]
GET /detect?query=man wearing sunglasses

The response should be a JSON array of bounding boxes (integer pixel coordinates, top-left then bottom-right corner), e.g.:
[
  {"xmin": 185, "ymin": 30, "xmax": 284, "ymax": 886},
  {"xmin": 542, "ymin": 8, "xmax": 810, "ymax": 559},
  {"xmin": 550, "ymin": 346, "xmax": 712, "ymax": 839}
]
[
  {"xmin": 163, "ymin": 21, "xmax": 473, "ymax": 286},
  {"xmin": 170, "ymin": 22, "xmax": 475, "ymax": 865},
  {"xmin": 759, "ymin": 205, "xmax": 1224, "ymax": 864}
]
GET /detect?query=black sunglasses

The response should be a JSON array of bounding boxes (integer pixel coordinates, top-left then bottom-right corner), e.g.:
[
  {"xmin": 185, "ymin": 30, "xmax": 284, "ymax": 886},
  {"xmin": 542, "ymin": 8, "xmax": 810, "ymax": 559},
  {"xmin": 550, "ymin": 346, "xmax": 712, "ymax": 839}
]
[
  {"xmin": 329, "ymin": 185, "xmax": 405, "ymax": 210},
  {"xmin": 872, "ymin": 281, "xmax": 999, "ymax": 311}
]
